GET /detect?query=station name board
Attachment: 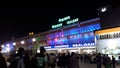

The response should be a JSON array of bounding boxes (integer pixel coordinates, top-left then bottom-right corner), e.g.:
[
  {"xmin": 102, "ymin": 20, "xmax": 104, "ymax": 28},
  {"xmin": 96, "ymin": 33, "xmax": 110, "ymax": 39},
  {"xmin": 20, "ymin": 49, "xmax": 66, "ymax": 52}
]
[
  {"xmin": 52, "ymin": 16, "xmax": 79, "ymax": 29},
  {"xmin": 44, "ymin": 43, "xmax": 95, "ymax": 49}
]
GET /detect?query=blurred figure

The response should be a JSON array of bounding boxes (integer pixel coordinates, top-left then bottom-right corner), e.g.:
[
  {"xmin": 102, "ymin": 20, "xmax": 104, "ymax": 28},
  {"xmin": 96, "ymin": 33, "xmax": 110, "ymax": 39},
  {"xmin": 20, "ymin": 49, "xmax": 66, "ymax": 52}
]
[
  {"xmin": 9, "ymin": 47, "xmax": 26, "ymax": 68},
  {"xmin": 112, "ymin": 56, "xmax": 116, "ymax": 68},
  {"xmin": 0, "ymin": 46, "xmax": 7, "ymax": 68},
  {"xmin": 96, "ymin": 53, "xmax": 102, "ymax": 68},
  {"xmin": 68, "ymin": 52, "xmax": 80, "ymax": 68},
  {"xmin": 106, "ymin": 56, "xmax": 112, "ymax": 68},
  {"xmin": 49, "ymin": 53, "xmax": 56, "ymax": 68},
  {"xmin": 24, "ymin": 51, "xmax": 31, "ymax": 68},
  {"xmin": 57, "ymin": 53, "xmax": 63, "ymax": 68},
  {"xmin": 102, "ymin": 54, "xmax": 107, "ymax": 68},
  {"xmin": 31, "ymin": 46, "xmax": 48, "ymax": 68}
]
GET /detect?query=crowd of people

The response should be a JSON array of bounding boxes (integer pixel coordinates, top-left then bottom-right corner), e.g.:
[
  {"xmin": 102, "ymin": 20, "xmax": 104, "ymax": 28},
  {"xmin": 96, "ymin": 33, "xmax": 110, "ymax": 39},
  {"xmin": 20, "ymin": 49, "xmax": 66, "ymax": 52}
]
[
  {"xmin": 79, "ymin": 53, "xmax": 117, "ymax": 68},
  {"xmin": 0, "ymin": 46, "xmax": 119, "ymax": 68}
]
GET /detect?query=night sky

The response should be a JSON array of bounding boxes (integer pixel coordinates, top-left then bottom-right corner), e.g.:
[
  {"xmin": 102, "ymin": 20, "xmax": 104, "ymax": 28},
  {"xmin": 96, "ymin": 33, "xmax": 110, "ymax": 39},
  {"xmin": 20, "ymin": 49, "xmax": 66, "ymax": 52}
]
[{"xmin": 0, "ymin": 1, "xmax": 118, "ymax": 43}]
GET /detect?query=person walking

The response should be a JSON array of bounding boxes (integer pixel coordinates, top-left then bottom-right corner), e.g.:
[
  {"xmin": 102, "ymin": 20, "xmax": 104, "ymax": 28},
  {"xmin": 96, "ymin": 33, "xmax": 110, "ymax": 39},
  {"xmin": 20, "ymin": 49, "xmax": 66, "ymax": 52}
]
[{"xmin": 0, "ymin": 46, "xmax": 7, "ymax": 68}]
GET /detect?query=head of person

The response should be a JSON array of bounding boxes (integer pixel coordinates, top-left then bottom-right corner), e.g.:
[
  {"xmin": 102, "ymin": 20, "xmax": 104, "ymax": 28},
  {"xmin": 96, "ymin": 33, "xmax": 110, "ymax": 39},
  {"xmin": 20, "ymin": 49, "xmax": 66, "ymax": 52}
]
[
  {"xmin": 98, "ymin": 53, "xmax": 101, "ymax": 55},
  {"xmin": 40, "ymin": 46, "xmax": 46, "ymax": 55},
  {"xmin": 18, "ymin": 47, "xmax": 25, "ymax": 55},
  {"xmin": 71, "ymin": 52, "xmax": 75, "ymax": 56}
]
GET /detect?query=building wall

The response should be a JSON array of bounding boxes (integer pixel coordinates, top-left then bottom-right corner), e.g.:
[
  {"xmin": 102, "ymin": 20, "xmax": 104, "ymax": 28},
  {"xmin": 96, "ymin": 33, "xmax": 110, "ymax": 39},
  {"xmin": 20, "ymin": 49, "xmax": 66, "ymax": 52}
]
[
  {"xmin": 95, "ymin": 27, "xmax": 120, "ymax": 60},
  {"xmin": 47, "ymin": 18, "xmax": 100, "ymax": 47}
]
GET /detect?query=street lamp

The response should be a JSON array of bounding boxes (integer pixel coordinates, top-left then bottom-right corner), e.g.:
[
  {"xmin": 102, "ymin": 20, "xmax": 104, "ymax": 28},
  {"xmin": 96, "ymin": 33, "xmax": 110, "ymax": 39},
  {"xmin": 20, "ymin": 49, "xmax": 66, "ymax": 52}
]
[
  {"xmin": 1, "ymin": 45, "xmax": 4, "ymax": 48},
  {"xmin": 32, "ymin": 38, "xmax": 36, "ymax": 42},
  {"xmin": 21, "ymin": 40, "xmax": 25, "ymax": 44},
  {"xmin": 12, "ymin": 42, "xmax": 16, "ymax": 54},
  {"xmin": 13, "ymin": 42, "xmax": 16, "ymax": 46},
  {"xmin": 7, "ymin": 44, "xmax": 10, "ymax": 47},
  {"xmin": 29, "ymin": 32, "xmax": 34, "ymax": 36}
]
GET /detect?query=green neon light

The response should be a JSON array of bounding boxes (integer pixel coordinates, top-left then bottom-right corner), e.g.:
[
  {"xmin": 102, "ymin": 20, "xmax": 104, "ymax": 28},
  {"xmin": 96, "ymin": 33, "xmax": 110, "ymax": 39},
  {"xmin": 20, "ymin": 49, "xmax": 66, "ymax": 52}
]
[
  {"xmin": 51, "ymin": 16, "xmax": 79, "ymax": 29},
  {"xmin": 58, "ymin": 16, "xmax": 70, "ymax": 22},
  {"xmin": 66, "ymin": 18, "xmax": 79, "ymax": 24},
  {"xmin": 52, "ymin": 23, "xmax": 63, "ymax": 29}
]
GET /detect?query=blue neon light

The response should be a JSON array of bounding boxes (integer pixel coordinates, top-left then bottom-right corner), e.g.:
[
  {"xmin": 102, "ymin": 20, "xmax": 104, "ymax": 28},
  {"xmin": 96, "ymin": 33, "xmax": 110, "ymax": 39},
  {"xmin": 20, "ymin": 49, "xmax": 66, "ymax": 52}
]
[
  {"xmin": 79, "ymin": 23, "xmax": 101, "ymax": 33},
  {"xmin": 48, "ymin": 22, "xmax": 100, "ymax": 45}
]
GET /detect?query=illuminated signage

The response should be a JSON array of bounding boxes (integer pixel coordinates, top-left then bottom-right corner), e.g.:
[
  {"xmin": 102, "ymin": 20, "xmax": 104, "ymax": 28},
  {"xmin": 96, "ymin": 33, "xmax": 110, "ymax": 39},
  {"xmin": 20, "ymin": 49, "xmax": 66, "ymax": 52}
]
[
  {"xmin": 58, "ymin": 16, "xmax": 70, "ymax": 22},
  {"xmin": 52, "ymin": 23, "xmax": 62, "ymax": 29},
  {"xmin": 52, "ymin": 16, "xmax": 79, "ymax": 29},
  {"xmin": 73, "ymin": 44, "xmax": 82, "ymax": 47},
  {"xmin": 54, "ymin": 45, "xmax": 68, "ymax": 48},
  {"xmin": 44, "ymin": 43, "xmax": 95, "ymax": 49},
  {"xmin": 66, "ymin": 18, "xmax": 79, "ymax": 24},
  {"xmin": 44, "ymin": 46, "xmax": 51, "ymax": 49}
]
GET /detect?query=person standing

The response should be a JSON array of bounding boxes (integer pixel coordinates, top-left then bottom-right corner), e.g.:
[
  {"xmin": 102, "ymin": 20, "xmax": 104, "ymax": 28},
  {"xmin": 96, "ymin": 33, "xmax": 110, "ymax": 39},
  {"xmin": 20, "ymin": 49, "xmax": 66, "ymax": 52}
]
[
  {"xmin": 9, "ymin": 47, "xmax": 27, "ymax": 68},
  {"xmin": 0, "ymin": 46, "xmax": 7, "ymax": 68},
  {"xmin": 68, "ymin": 52, "xmax": 80, "ymax": 68},
  {"xmin": 31, "ymin": 46, "xmax": 48, "ymax": 68},
  {"xmin": 112, "ymin": 56, "xmax": 116, "ymax": 68},
  {"xmin": 49, "ymin": 53, "xmax": 56, "ymax": 68},
  {"xmin": 96, "ymin": 53, "xmax": 102, "ymax": 68}
]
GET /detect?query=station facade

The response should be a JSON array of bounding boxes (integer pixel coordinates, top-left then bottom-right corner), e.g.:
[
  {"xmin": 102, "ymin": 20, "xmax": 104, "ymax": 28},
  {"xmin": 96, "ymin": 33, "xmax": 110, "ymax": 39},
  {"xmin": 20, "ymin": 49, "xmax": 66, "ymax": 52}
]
[{"xmin": 1, "ymin": 17, "xmax": 101, "ymax": 54}]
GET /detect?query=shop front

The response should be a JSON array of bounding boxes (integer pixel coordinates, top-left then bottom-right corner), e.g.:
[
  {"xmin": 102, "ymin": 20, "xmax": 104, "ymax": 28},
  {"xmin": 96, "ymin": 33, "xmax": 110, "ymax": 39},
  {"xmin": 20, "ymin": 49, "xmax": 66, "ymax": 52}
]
[{"xmin": 95, "ymin": 27, "xmax": 120, "ymax": 60}]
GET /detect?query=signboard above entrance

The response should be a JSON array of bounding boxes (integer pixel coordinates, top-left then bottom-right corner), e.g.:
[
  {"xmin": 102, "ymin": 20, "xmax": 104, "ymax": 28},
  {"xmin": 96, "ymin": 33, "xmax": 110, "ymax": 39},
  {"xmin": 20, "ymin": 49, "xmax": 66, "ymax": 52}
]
[
  {"xmin": 58, "ymin": 16, "xmax": 70, "ymax": 22},
  {"xmin": 52, "ymin": 16, "xmax": 79, "ymax": 29}
]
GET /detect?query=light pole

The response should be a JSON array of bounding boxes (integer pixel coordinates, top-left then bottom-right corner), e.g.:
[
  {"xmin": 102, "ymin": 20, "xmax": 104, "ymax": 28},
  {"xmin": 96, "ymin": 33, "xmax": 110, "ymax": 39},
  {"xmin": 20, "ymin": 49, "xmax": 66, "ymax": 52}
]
[{"xmin": 28, "ymin": 32, "xmax": 34, "ymax": 54}]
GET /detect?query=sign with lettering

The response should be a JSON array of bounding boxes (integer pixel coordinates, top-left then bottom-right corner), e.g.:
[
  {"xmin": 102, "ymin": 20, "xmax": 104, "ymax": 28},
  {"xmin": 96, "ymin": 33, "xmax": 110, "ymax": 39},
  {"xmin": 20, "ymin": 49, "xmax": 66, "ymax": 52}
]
[
  {"xmin": 52, "ymin": 23, "xmax": 62, "ymax": 29},
  {"xmin": 66, "ymin": 18, "xmax": 79, "ymax": 24},
  {"xmin": 58, "ymin": 16, "xmax": 70, "ymax": 22},
  {"xmin": 44, "ymin": 43, "xmax": 95, "ymax": 49},
  {"xmin": 52, "ymin": 16, "xmax": 79, "ymax": 29}
]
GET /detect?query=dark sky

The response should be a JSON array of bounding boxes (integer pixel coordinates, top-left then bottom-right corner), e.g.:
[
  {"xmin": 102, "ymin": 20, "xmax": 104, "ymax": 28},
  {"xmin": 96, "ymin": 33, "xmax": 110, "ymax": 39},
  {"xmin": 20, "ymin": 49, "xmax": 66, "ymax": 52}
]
[{"xmin": 0, "ymin": 1, "xmax": 118, "ymax": 43}]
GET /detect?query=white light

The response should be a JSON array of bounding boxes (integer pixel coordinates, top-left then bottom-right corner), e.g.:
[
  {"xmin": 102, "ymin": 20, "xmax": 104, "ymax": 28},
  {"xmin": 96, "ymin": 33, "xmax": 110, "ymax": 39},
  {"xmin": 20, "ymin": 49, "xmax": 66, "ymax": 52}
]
[
  {"xmin": 16, "ymin": 51, "xmax": 18, "ymax": 54},
  {"xmin": 7, "ymin": 44, "xmax": 10, "ymax": 47},
  {"xmin": 32, "ymin": 38, "xmax": 36, "ymax": 42},
  {"xmin": 87, "ymin": 49, "xmax": 91, "ymax": 53},
  {"xmin": 13, "ymin": 42, "xmax": 16, "ymax": 46},
  {"xmin": 1, "ymin": 45, "xmax": 4, "ymax": 48},
  {"xmin": 6, "ymin": 47, "xmax": 10, "ymax": 52},
  {"xmin": 37, "ymin": 50, "xmax": 40, "ymax": 53},
  {"xmin": 21, "ymin": 41, "xmax": 25, "ymax": 44},
  {"xmin": 101, "ymin": 7, "xmax": 107, "ymax": 12},
  {"xmin": 88, "ymin": 43, "xmax": 90, "ymax": 46}
]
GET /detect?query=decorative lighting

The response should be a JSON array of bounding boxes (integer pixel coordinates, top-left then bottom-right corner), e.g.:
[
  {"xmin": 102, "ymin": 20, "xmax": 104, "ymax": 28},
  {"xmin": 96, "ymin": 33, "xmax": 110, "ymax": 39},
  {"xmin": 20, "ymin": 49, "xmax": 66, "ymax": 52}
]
[
  {"xmin": 7, "ymin": 44, "xmax": 10, "ymax": 47},
  {"xmin": 21, "ymin": 41, "xmax": 25, "ymax": 44},
  {"xmin": 101, "ymin": 7, "xmax": 107, "ymax": 12},
  {"xmin": 13, "ymin": 42, "xmax": 16, "ymax": 46},
  {"xmin": 32, "ymin": 38, "xmax": 36, "ymax": 42},
  {"xmin": 37, "ymin": 50, "xmax": 40, "ymax": 53},
  {"xmin": 1, "ymin": 45, "xmax": 4, "ymax": 48},
  {"xmin": 29, "ymin": 32, "xmax": 34, "ymax": 35},
  {"xmin": 55, "ymin": 38, "xmax": 58, "ymax": 42}
]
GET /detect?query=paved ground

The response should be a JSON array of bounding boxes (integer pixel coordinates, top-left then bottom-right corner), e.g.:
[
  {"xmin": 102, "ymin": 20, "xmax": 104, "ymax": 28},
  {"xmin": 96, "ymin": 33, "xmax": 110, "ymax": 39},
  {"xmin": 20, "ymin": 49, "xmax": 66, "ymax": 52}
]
[
  {"xmin": 79, "ymin": 62, "xmax": 120, "ymax": 68},
  {"xmin": 54, "ymin": 61, "xmax": 120, "ymax": 68}
]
